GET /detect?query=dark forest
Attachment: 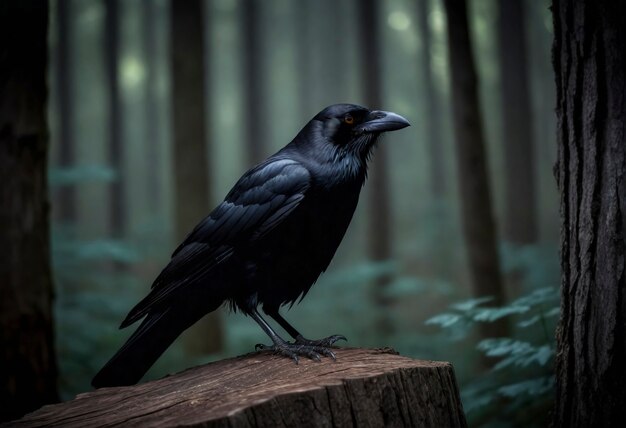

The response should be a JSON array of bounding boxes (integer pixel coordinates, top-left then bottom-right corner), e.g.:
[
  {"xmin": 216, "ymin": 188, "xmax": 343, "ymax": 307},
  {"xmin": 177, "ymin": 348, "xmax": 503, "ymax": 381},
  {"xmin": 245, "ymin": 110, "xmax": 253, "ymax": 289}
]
[{"xmin": 1, "ymin": 0, "xmax": 624, "ymax": 426}]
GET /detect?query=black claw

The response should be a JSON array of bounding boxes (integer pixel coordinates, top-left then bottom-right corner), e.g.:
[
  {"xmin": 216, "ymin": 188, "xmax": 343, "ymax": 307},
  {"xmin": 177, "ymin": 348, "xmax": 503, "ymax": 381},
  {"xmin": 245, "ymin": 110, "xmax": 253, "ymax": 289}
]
[
  {"xmin": 300, "ymin": 348, "xmax": 320, "ymax": 361},
  {"xmin": 317, "ymin": 348, "xmax": 337, "ymax": 360},
  {"xmin": 295, "ymin": 334, "xmax": 348, "ymax": 347},
  {"xmin": 278, "ymin": 348, "xmax": 300, "ymax": 364},
  {"xmin": 306, "ymin": 351, "xmax": 321, "ymax": 362}
]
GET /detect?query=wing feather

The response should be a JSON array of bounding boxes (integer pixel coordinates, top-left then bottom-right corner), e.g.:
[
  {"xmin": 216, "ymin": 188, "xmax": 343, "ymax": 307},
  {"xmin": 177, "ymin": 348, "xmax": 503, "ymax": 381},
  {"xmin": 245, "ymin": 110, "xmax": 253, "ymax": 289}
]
[{"xmin": 121, "ymin": 158, "xmax": 310, "ymax": 327}]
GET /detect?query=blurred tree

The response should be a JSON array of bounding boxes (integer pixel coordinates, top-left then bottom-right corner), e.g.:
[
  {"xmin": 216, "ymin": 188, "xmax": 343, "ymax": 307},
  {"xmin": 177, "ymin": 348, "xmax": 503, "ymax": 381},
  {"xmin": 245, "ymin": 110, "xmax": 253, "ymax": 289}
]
[
  {"xmin": 314, "ymin": 0, "xmax": 346, "ymax": 107},
  {"xmin": 552, "ymin": 0, "xmax": 626, "ymax": 425},
  {"xmin": 294, "ymin": 0, "xmax": 349, "ymax": 117},
  {"xmin": 294, "ymin": 0, "xmax": 312, "ymax": 119},
  {"xmin": 497, "ymin": 0, "xmax": 537, "ymax": 244},
  {"xmin": 528, "ymin": 0, "xmax": 559, "ymax": 242},
  {"xmin": 170, "ymin": 0, "xmax": 223, "ymax": 354},
  {"xmin": 143, "ymin": 0, "xmax": 160, "ymax": 213},
  {"xmin": 416, "ymin": 0, "xmax": 446, "ymax": 198},
  {"xmin": 242, "ymin": 0, "xmax": 265, "ymax": 164},
  {"xmin": 54, "ymin": 0, "xmax": 76, "ymax": 224},
  {"xmin": 0, "ymin": 1, "xmax": 58, "ymax": 421},
  {"xmin": 415, "ymin": 0, "xmax": 450, "ymax": 276},
  {"xmin": 357, "ymin": 0, "xmax": 394, "ymax": 336},
  {"xmin": 442, "ymin": 0, "xmax": 508, "ymax": 341},
  {"xmin": 104, "ymin": 0, "xmax": 125, "ymax": 240}
]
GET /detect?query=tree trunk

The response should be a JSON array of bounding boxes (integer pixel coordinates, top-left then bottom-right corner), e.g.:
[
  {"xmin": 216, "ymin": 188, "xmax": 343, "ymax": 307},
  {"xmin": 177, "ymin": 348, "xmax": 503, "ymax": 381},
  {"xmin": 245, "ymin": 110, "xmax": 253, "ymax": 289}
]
[
  {"xmin": 316, "ymin": 0, "xmax": 346, "ymax": 107},
  {"xmin": 54, "ymin": 0, "xmax": 76, "ymax": 223},
  {"xmin": 104, "ymin": 0, "xmax": 125, "ymax": 240},
  {"xmin": 143, "ymin": 0, "xmax": 160, "ymax": 213},
  {"xmin": 294, "ymin": 0, "xmax": 312, "ymax": 119},
  {"xmin": 415, "ymin": 0, "xmax": 450, "ymax": 275},
  {"xmin": 552, "ymin": 0, "xmax": 626, "ymax": 425},
  {"xmin": 528, "ymin": 0, "xmax": 559, "ymax": 243},
  {"xmin": 442, "ymin": 0, "xmax": 508, "ymax": 339},
  {"xmin": 294, "ymin": 0, "xmax": 349, "ymax": 117},
  {"xmin": 497, "ymin": 0, "xmax": 538, "ymax": 244},
  {"xmin": 11, "ymin": 349, "xmax": 467, "ymax": 427},
  {"xmin": 357, "ymin": 0, "xmax": 394, "ymax": 336},
  {"xmin": 0, "ymin": 1, "xmax": 59, "ymax": 421},
  {"xmin": 170, "ymin": 0, "xmax": 223, "ymax": 355},
  {"xmin": 242, "ymin": 0, "xmax": 265, "ymax": 165},
  {"xmin": 416, "ymin": 0, "xmax": 446, "ymax": 197}
]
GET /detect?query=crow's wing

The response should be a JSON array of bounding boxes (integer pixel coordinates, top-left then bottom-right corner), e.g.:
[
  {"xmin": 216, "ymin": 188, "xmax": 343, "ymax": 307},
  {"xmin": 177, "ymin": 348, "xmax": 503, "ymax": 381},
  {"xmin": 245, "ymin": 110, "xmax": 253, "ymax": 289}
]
[{"xmin": 121, "ymin": 158, "xmax": 311, "ymax": 327}]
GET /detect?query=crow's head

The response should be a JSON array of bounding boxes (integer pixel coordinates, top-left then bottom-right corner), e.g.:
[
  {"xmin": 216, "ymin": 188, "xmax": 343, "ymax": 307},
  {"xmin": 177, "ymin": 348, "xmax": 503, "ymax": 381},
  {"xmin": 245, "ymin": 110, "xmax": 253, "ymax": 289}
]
[
  {"xmin": 314, "ymin": 103, "xmax": 410, "ymax": 143},
  {"xmin": 297, "ymin": 104, "xmax": 409, "ymax": 172}
]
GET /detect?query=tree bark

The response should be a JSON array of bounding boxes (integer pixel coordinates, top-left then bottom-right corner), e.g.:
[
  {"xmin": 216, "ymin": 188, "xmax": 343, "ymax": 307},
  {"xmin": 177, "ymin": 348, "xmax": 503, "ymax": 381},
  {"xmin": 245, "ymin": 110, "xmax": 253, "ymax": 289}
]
[
  {"xmin": 552, "ymin": 0, "xmax": 626, "ymax": 426},
  {"xmin": 416, "ymin": 0, "xmax": 446, "ymax": 197},
  {"xmin": 497, "ymin": 0, "xmax": 538, "ymax": 244},
  {"xmin": 357, "ymin": 0, "xmax": 394, "ymax": 336},
  {"xmin": 10, "ymin": 349, "xmax": 467, "ymax": 428},
  {"xmin": 0, "ymin": 1, "xmax": 59, "ymax": 421},
  {"xmin": 442, "ymin": 0, "xmax": 508, "ymax": 339},
  {"xmin": 169, "ymin": 0, "xmax": 223, "ymax": 354}
]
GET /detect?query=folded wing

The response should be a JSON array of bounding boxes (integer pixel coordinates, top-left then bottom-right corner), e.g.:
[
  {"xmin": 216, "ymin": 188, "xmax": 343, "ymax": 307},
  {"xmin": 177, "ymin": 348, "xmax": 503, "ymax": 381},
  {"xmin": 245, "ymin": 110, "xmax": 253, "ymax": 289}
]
[{"xmin": 121, "ymin": 158, "xmax": 311, "ymax": 327}]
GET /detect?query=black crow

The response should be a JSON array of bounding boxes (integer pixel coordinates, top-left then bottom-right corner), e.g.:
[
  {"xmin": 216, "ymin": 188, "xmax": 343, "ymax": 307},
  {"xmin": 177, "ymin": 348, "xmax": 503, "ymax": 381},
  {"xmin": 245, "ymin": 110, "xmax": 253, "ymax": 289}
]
[{"xmin": 92, "ymin": 104, "xmax": 409, "ymax": 387}]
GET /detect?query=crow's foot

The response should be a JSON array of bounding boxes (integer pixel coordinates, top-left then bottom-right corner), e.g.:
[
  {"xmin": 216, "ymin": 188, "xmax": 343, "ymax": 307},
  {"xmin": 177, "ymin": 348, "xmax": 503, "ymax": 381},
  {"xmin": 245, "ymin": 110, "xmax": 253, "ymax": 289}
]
[
  {"xmin": 294, "ymin": 334, "xmax": 347, "ymax": 348},
  {"xmin": 255, "ymin": 341, "xmax": 337, "ymax": 363}
]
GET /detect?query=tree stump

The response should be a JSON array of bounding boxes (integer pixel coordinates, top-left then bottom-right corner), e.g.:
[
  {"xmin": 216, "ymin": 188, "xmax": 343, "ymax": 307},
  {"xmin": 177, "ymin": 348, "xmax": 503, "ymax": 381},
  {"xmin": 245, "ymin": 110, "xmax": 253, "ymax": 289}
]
[{"xmin": 6, "ymin": 348, "xmax": 467, "ymax": 427}]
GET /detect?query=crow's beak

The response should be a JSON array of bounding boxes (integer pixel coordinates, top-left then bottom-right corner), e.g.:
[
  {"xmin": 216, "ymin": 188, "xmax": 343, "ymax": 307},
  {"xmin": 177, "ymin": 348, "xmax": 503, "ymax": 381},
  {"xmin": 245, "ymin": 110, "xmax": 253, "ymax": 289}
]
[{"xmin": 357, "ymin": 110, "xmax": 410, "ymax": 133}]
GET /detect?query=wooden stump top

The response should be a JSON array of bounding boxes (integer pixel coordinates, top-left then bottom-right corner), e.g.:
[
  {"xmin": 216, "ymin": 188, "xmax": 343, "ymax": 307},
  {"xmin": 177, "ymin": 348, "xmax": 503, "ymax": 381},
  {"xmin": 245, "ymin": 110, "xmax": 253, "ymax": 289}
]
[{"xmin": 8, "ymin": 348, "xmax": 467, "ymax": 427}]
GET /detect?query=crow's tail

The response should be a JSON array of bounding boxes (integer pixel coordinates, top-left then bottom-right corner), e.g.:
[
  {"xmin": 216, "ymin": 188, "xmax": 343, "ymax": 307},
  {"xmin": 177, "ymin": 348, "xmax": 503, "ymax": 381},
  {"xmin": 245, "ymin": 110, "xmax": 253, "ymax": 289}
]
[{"xmin": 91, "ymin": 305, "xmax": 210, "ymax": 388}]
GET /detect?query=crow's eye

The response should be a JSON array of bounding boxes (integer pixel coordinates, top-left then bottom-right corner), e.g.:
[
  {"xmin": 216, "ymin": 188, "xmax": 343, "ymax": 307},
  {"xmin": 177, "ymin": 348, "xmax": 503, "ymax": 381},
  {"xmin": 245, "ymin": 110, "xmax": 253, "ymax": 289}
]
[{"xmin": 343, "ymin": 114, "xmax": 354, "ymax": 125}]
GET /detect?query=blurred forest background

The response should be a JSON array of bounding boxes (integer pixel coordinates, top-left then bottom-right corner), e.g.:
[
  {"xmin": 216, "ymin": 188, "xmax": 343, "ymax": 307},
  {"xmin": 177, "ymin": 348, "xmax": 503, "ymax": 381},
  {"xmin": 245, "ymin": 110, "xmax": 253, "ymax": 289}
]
[{"xmin": 15, "ymin": 0, "xmax": 560, "ymax": 425}]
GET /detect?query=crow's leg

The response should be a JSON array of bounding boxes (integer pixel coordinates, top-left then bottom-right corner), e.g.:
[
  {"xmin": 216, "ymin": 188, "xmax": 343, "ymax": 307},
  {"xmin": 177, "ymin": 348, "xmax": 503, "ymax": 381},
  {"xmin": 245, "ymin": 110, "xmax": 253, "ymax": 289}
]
[
  {"xmin": 249, "ymin": 308, "xmax": 336, "ymax": 363},
  {"xmin": 263, "ymin": 307, "xmax": 347, "ymax": 349}
]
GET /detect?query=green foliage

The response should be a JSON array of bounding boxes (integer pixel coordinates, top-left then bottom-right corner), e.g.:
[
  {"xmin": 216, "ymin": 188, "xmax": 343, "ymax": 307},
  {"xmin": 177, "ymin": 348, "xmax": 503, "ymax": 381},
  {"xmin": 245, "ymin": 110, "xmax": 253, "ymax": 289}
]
[
  {"xmin": 478, "ymin": 339, "xmax": 552, "ymax": 370},
  {"xmin": 428, "ymin": 287, "xmax": 558, "ymax": 328},
  {"xmin": 52, "ymin": 223, "xmax": 145, "ymax": 398},
  {"xmin": 47, "ymin": 164, "xmax": 131, "ymax": 396},
  {"xmin": 426, "ymin": 244, "xmax": 560, "ymax": 427},
  {"xmin": 498, "ymin": 377, "xmax": 554, "ymax": 398}
]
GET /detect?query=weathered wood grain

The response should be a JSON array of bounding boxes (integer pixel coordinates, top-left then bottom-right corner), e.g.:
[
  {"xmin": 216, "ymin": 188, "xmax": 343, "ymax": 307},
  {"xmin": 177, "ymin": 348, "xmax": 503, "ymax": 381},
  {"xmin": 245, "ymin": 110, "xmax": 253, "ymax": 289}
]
[{"xmin": 7, "ymin": 348, "xmax": 467, "ymax": 427}]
